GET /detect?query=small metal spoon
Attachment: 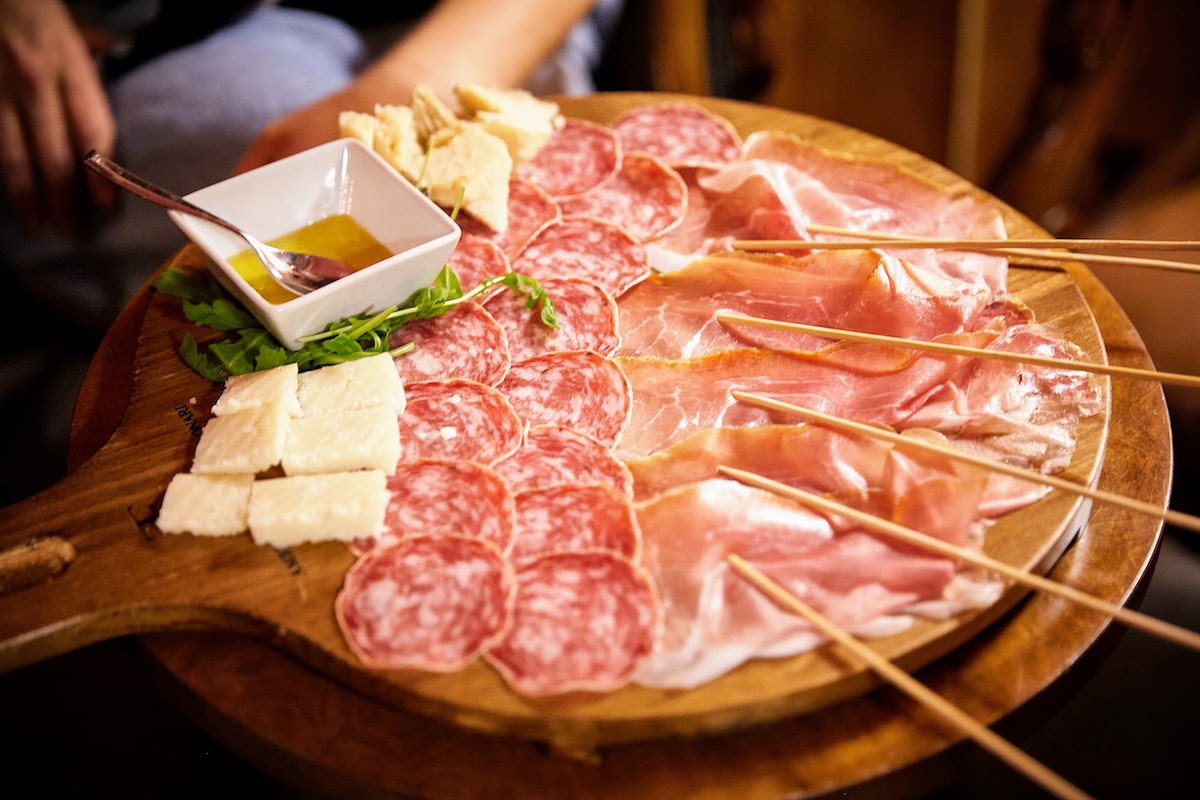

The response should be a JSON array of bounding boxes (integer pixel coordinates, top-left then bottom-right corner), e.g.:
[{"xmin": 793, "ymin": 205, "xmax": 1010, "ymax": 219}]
[{"xmin": 83, "ymin": 150, "xmax": 354, "ymax": 295}]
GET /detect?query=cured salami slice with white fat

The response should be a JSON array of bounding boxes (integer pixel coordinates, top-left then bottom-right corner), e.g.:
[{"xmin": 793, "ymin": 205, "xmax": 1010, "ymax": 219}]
[
  {"xmin": 485, "ymin": 550, "xmax": 658, "ymax": 696},
  {"xmin": 560, "ymin": 152, "xmax": 687, "ymax": 241},
  {"xmin": 352, "ymin": 459, "xmax": 515, "ymax": 555},
  {"xmin": 493, "ymin": 425, "xmax": 633, "ymax": 497},
  {"xmin": 397, "ymin": 379, "xmax": 524, "ymax": 465},
  {"xmin": 497, "ymin": 350, "xmax": 632, "ymax": 447},
  {"xmin": 446, "ymin": 233, "xmax": 511, "ymax": 293},
  {"xmin": 610, "ymin": 102, "xmax": 742, "ymax": 168},
  {"xmin": 389, "ymin": 302, "xmax": 511, "ymax": 386},
  {"xmin": 458, "ymin": 178, "xmax": 561, "ymax": 259},
  {"xmin": 483, "ymin": 276, "xmax": 619, "ymax": 362},
  {"xmin": 509, "ymin": 215, "xmax": 650, "ymax": 298},
  {"xmin": 337, "ymin": 534, "xmax": 514, "ymax": 672},
  {"xmin": 510, "ymin": 483, "xmax": 641, "ymax": 567},
  {"xmin": 515, "ymin": 118, "xmax": 621, "ymax": 200}
]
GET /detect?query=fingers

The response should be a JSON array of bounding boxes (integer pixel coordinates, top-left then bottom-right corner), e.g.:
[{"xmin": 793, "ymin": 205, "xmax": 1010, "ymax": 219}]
[{"xmin": 0, "ymin": 0, "xmax": 114, "ymax": 235}]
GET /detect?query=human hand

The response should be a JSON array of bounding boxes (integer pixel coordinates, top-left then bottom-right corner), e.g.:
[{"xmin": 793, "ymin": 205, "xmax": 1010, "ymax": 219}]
[{"xmin": 0, "ymin": 0, "xmax": 116, "ymax": 235}]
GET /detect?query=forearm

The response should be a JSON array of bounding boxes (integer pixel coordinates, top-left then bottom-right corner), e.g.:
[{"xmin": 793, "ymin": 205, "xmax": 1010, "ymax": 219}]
[{"xmin": 355, "ymin": 0, "xmax": 598, "ymax": 103}]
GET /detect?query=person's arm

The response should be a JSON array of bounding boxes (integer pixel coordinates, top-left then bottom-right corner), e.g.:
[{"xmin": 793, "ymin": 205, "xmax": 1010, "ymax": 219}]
[
  {"xmin": 0, "ymin": 0, "xmax": 116, "ymax": 234},
  {"xmin": 233, "ymin": 0, "xmax": 597, "ymax": 174}
]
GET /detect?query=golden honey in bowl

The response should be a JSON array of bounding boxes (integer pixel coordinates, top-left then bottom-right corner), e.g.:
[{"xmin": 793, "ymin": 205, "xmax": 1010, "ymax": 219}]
[{"xmin": 228, "ymin": 213, "xmax": 393, "ymax": 304}]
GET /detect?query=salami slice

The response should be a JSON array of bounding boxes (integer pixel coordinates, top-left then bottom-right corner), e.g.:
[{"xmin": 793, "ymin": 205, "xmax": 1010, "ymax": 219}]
[
  {"xmin": 510, "ymin": 484, "xmax": 641, "ymax": 567},
  {"xmin": 397, "ymin": 379, "xmax": 524, "ymax": 465},
  {"xmin": 497, "ymin": 350, "xmax": 632, "ymax": 447},
  {"xmin": 493, "ymin": 425, "xmax": 633, "ymax": 497},
  {"xmin": 390, "ymin": 302, "xmax": 511, "ymax": 386},
  {"xmin": 509, "ymin": 215, "xmax": 650, "ymax": 298},
  {"xmin": 446, "ymin": 233, "xmax": 511, "ymax": 293},
  {"xmin": 560, "ymin": 152, "xmax": 687, "ymax": 242},
  {"xmin": 483, "ymin": 276, "xmax": 619, "ymax": 363},
  {"xmin": 458, "ymin": 178, "xmax": 561, "ymax": 258},
  {"xmin": 337, "ymin": 534, "xmax": 514, "ymax": 672},
  {"xmin": 610, "ymin": 102, "xmax": 742, "ymax": 168},
  {"xmin": 515, "ymin": 118, "xmax": 621, "ymax": 200},
  {"xmin": 352, "ymin": 458, "xmax": 515, "ymax": 555},
  {"xmin": 485, "ymin": 550, "xmax": 658, "ymax": 696}
]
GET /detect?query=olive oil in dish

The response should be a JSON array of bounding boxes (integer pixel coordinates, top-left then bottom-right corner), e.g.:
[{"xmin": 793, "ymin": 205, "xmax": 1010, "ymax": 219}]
[{"xmin": 229, "ymin": 214, "xmax": 392, "ymax": 304}]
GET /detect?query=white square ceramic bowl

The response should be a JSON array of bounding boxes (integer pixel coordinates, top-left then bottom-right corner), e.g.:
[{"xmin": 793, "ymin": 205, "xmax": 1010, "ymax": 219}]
[{"xmin": 169, "ymin": 138, "xmax": 460, "ymax": 349}]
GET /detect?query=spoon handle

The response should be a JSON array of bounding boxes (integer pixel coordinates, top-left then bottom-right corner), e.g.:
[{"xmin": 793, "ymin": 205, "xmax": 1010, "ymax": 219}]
[{"xmin": 83, "ymin": 150, "xmax": 244, "ymax": 236}]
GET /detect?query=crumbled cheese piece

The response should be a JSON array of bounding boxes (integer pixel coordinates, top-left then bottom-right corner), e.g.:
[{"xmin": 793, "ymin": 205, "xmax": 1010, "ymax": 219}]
[
  {"xmin": 191, "ymin": 402, "xmax": 290, "ymax": 475},
  {"xmin": 421, "ymin": 123, "xmax": 512, "ymax": 233},
  {"xmin": 156, "ymin": 473, "xmax": 254, "ymax": 536},
  {"xmin": 453, "ymin": 84, "xmax": 562, "ymax": 166},
  {"xmin": 282, "ymin": 405, "xmax": 400, "ymax": 476},
  {"xmin": 371, "ymin": 103, "xmax": 425, "ymax": 182},
  {"xmin": 296, "ymin": 353, "xmax": 406, "ymax": 416},
  {"xmin": 410, "ymin": 84, "xmax": 459, "ymax": 144},
  {"xmin": 338, "ymin": 110, "xmax": 378, "ymax": 147},
  {"xmin": 212, "ymin": 363, "xmax": 301, "ymax": 417},
  {"xmin": 248, "ymin": 471, "xmax": 389, "ymax": 547}
]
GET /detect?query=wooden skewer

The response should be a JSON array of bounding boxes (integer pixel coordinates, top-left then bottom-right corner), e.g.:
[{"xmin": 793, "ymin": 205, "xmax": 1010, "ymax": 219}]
[
  {"xmin": 726, "ymin": 553, "xmax": 1093, "ymax": 800},
  {"xmin": 807, "ymin": 223, "xmax": 1200, "ymax": 251},
  {"xmin": 717, "ymin": 465, "xmax": 1200, "ymax": 654},
  {"xmin": 728, "ymin": 227, "xmax": 1200, "ymax": 275},
  {"xmin": 714, "ymin": 310, "xmax": 1200, "ymax": 389},
  {"xmin": 732, "ymin": 390, "xmax": 1200, "ymax": 535}
]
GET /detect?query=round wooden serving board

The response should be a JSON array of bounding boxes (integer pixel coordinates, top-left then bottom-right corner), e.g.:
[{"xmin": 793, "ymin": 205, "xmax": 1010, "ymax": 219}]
[{"xmin": 17, "ymin": 94, "xmax": 1174, "ymax": 798}]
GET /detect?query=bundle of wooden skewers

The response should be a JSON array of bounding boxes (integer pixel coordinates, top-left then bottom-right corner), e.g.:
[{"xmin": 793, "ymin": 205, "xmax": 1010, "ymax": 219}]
[{"xmin": 714, "ymin": 226, "xmax": 1199, "ymax": 800}]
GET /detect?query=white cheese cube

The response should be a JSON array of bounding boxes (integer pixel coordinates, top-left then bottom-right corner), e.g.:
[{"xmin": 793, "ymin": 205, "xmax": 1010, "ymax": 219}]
[
  {"xmin": 156, "ymin": 473, "xmax": 253, "ymax": 536},
  {"xmin": 212, "ymin": 363, "xmax": 302, "ymax": 417},
  {"xmin": 248, "ymin": 471, "xmax": 389, "ymax": 547},
  {"xmin": 281, "ymin": 405, "xmax": 400, "ymax": 476},
  {"xmin": 191, "ymin": 402, "xmax": 290, "ymax": 475},
  {"xmin": 296, "ymin": 353, "xmax": 406, "ymax": 416}
]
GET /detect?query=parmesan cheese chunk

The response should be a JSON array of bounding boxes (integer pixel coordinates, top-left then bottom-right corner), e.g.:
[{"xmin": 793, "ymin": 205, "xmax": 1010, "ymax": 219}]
[
  {"xmin": 296, "ymin": 353, "xmax": 406, "ymax": 416},
  {"xmin": 371, "ymin": 103, "xmax": 424, "ymax": 182},
  {"xmin": 338, "ymin": 110, "xmax": 378, "ymax": 147},
  {"xmin": 212, "ymin": 363, "xmax": 301, "ymax": 417},
  {"xmin": 282, "ymin": 405, "xmax": 400, "ymax": 476},
  {"xmin": 248, "ymin": 471, "xmax": 389, "ymax": 547},
  {"xmin": 453, "ymin": 84, "xmax": 562, "ymax": 166},
  {"xmin": 191, "ymin": 402, "xmax": 290, "ymax": 475},
  {"xmin": 410, "ymin": 84, "xmax": 459, "ymax": 144},
  {"xmin": 156, "ymin": 473, "xmax": 253, "ymax": 536},
  {"xmin": 421, "ymin": 123, "xmax": 512, "ymax": 233}
]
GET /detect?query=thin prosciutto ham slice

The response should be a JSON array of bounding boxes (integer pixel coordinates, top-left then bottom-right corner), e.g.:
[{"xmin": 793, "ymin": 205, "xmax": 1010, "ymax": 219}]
[
  {"xmin": 616, "ymin": 249, "xmax": 994, "ymax": 359},
  {"xmin": 614, "ymin": 333, "xmax": 995, "ymax": 458},
  {"xmin": 633, "ymin": 478, "xmax": 971, "ymax": 689},
  {"xmin": 737, "ymin": 130, "xmax": 1010, "ymax": 295}
]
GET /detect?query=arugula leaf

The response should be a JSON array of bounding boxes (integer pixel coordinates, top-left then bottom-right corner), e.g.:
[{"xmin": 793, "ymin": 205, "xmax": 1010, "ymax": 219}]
[{"xmin": 152, "ymin": 264, "xmax": 557, "ymax": 382}]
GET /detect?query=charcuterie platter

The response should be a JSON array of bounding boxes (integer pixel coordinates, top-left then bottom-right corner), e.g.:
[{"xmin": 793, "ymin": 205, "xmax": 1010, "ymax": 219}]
[{"xmin": 5, "ymin": 94, "xmax": 1174, "ymax": 797}]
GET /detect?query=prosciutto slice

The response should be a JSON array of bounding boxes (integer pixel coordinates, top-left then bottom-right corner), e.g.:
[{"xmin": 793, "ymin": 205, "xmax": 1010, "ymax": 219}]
[
  {"xmin": 615, "ymin": 334, "xmax": 994, "ymax": 457},
  {"xmin": 616, "ymin": 249, "xmax": 993, "ymax": 359},
  {"xmin": 633, "ymin": 479, "xmax": 964, "ymax": 689},
  {"xmin": 737, "ymin": 130, "xmax": 1010, "ymax": 295}
]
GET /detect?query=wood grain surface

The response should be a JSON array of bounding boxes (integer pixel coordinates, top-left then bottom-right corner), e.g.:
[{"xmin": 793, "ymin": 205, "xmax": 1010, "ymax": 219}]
[{"xmin": 16, "ymin": 94, "xmax": 1174, "ymax": 797}]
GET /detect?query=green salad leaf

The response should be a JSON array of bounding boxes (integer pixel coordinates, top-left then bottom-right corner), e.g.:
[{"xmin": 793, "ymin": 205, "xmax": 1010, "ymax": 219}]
[{"xmin": 152, "ymin": 263, "xmax": 557, "ymax": 382}]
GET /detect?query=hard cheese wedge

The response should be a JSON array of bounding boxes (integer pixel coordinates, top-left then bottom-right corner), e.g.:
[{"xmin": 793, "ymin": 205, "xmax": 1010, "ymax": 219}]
[{"xmin": 248, "ymin": 471, "xmax": 389, "ymax": 547}]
